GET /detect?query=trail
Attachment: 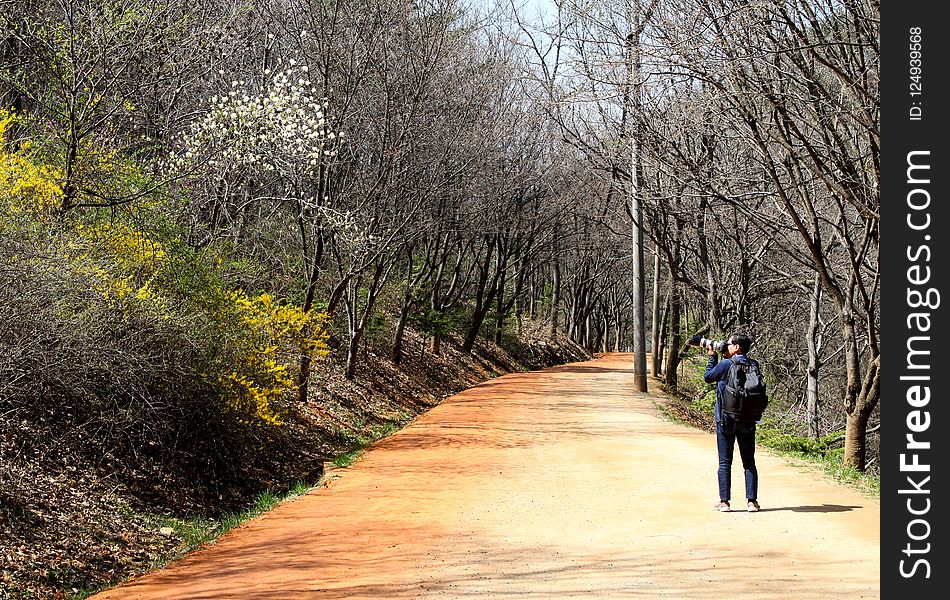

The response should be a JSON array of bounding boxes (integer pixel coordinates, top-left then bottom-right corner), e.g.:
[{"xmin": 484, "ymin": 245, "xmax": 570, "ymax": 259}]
[{"xmin": 92, "ymin": 353, "xmax": 879, "ymax": 599}]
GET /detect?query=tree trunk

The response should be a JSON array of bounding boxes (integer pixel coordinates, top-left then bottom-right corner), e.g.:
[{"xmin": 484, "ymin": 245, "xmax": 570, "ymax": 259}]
[
  {"xmin": 806, "ymin": 273, "xmax": 822, "ymax": 437},
  {"xmin": 548, "ymin": 260, "xmax": 561, "ymax": 339},
  {"xmin": 494, "ymin": 281, "xmax": 505, "ymax": 345},
  {"xmin": 463, "ymin": 238, "xmax": 500, "ymax": 353},
  {"xmin": 297, "ymin": 232, "xmax": 324, "ymax": 404},
  {"xmin": 613, "ymin": 304, "xmax": 623, "ymax": 353},
  {"xmin": 344, "ymin": 261, "xmax": 386, "ymax": 380},
  {"xmin": 392, "ymin": 301, "xmax": 411, "ymax": 366},
  {"xmin": 528, "ymin": 281, "xmax": 536, "ymax": 319},
  {"xmin": 697, "ymin": 197, "xmax": 722, "ymax": 330},
  {"xmin": 651, "ymin": 248, "xmax": 663, "ymax": 376},
  {"xmin": 2, "ymin": 35, "xmax": 26, "ymax": 112},
  {"xmin": 844, "ymin": 412, "xmax": 868, "ymax": 473},
  {"xmin": 392, "ymin": 249, "xmax": 420, "ymax": 367},
  {"xmin": 464, "ymin": 304, "xmax": 492, "ymax": 353},
  {"xmin": 514, "ymin": 298, "xmax": 524, "ymax": 337},
  {"xmin": 663, "ymin": 280, "xmax": 682, "ymax": 388},
  {"xmin": 842, "ymin": 334, "xmax": 880, "ymax": 471},
  {"xmin": 344, "ymin": 331, "xmax": 362, "ymax": 380},
  {"xmin": 658, "ymin": 292, "xmax": 669, "ymax": 375}
]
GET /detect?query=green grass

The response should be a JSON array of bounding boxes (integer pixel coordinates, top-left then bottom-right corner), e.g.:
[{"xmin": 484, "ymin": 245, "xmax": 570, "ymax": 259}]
[
  {"xmin": 157, "ymin": 514, "xmax": 220, "ymax": 554},
  {"xmin": 653, "ymin": 401, "xmax": 683, "ymax": 424},
  {"xmin": 332, "ymin": 448, "xmax": 365, "ymax": 468},
  {"xmin": 289, "ymin": 480, "xmax": 312, "ymax": 496},
  {"xmin": 331, "ymin": 413, "xmax": 414, "ymax": 469},
  {"xmin": 155, "ymin": 485, "xmax": 312, "ymax": 555},
  {"xmin": 755, "ymin": 425, "xmax": 880, "ymax": 499}
]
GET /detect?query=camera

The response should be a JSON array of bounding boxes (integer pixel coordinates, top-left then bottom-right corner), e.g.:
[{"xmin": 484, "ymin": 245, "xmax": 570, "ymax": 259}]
[{"xmin": 689, "ymin": 334, "xmax": 729, "ymax": 354}]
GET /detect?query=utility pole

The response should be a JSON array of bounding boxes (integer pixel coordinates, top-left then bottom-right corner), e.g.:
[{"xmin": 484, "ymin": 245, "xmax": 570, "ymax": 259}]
[{"xmin": 625, "ymin": 14, "xmax": 648, "ymax": 393}]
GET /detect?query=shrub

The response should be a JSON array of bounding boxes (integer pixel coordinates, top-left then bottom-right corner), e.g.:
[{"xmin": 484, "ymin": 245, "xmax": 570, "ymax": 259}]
[
  {"xmin": 217, "ymin": 291, "xmax": 329, "ymax": 425},
  {"xmin": 0, "ymin": 109, "xmax": 63, "ymax": 217},
  {"xmin": 756, "ymin": 428, "xmax": 845, "ymax": 458}
]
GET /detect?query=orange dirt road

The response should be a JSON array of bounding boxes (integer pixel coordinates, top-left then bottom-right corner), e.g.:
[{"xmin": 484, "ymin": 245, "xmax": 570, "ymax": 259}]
[{"xmin": 93, "ymin": 353, "xmax": 879, "ymax": 599}]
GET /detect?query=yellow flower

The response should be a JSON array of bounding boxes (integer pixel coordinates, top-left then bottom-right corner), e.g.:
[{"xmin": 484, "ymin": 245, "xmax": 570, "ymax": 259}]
[
  {"xmin": 211, "ymin": 290, "xmax": 329, "ymax": 426},
  {"xmin": 0, "ymin": 109, "xmax": 64, "ymax": 216}
]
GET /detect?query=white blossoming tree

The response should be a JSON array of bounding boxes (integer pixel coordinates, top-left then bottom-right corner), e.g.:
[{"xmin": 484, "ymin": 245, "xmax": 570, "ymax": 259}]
[
  {"xmin": 174, "ymin": 63, "xmax": 361, "ymax": 400},
  {"xmin": 180, "ymin": 65, "xmax": 340, "ymax": 179}
]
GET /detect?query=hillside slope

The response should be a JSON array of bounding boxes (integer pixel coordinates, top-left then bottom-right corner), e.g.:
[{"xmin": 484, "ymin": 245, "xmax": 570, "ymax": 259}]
[{"xmin": 1, "ymin": 321, "xmax": 589, "ymax": 599}]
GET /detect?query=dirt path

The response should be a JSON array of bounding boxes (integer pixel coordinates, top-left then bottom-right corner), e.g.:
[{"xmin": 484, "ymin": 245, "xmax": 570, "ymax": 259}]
[{"xmin": 92, "ymin": 353, "xmax": 879, "ymax": 599}]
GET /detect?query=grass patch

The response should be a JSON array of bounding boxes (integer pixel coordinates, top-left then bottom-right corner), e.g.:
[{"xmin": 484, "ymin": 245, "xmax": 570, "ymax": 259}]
[
  {"xmin": 657, "ymin": 398, "xmax": 710, "ymax": 430},
  {"xmin": 332, "ymin": 448, "xmax": 365, "ymax": 468},
  {"xmin": 653, "ymin": 401, "xmax": 687, "ymax": 426},
  {"xmin": 161, "ymin": 484, "xmax": 312, "ymax": 553},
  {"xmin": 756, "ymin": 426, "xmax": 879, "ymax": 500},
  {"xmin": 289, "ymin": 480, "xmax": 312, "ymax": 496},
  {"xmin": 368, "ymin": 420, "xmax": 402, "ymax": 440},
  {"xmin": 156, "ymin": 514, "xmax": 220, "ymax": 555},
  {"xmin": 330, "ymin": 414, "xmax": 413, "ymax": 469}
]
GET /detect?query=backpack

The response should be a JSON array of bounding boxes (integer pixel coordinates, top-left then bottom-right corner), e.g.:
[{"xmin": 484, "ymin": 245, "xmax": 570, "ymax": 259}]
[{"xmin": 721, "ymin": 358, "xmax": 768, "ymax": 422}]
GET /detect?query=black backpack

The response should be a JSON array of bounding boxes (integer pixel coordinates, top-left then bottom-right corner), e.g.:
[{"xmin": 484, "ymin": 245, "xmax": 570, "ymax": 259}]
[{"xmin": 721, "ymin": 358, "xmax": 768, "ymax": 422}]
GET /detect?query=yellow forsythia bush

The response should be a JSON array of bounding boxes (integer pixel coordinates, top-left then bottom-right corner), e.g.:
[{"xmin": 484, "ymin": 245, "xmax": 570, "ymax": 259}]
[
  {"xmin": 219, "ymin": 291, "xmax": 329, "ymax": 425},
  {"xmin": 0, "ymin": 109, "xmax": 62, "ymax": 217},
  {"xmin": 64, "ymin": 222, "xmax": 328, "ymax": 427},
  {"xmin": 70, "ymin": 220, "xmax": 172, "ymax": 317}
]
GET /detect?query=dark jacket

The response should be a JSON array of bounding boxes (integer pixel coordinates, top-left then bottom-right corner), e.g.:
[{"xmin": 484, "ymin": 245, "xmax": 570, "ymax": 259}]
[{"xmin": 704, "ymin": 354, "xmax": 759, "ymax": 422}]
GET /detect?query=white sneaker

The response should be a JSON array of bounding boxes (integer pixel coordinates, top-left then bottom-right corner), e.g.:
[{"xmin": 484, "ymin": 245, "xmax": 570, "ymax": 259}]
[
  {"xmin": 714, "ymin": 501, "xmax": 731, "ymax": 512},
  {"xmin": 747, "ymin": 500, "xmax": 760, "ymax": 512}
]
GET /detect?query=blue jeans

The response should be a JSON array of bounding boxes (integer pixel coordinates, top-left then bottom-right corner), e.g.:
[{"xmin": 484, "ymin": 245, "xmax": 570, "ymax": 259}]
[{"xmin": 716, "ymin": 416, "xmax": 758, "ymax": 502}]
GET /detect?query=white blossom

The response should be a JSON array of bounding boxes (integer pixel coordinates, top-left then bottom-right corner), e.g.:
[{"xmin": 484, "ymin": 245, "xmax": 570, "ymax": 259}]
[{"xmin": 174, "ymin": 65, "xmax": 344, "ymax": 178}]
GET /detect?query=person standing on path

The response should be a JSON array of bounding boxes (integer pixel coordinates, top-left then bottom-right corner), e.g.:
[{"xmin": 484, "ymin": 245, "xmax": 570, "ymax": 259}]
[{"xmin": 704, "ymin": 332, "xmax": 761, "ymax": 513}]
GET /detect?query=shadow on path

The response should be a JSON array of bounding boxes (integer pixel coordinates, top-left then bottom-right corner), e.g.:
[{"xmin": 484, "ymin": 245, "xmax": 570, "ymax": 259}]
[{"xmin": 753, "ymin": 504, "xmax": 864, "ymax": 513}]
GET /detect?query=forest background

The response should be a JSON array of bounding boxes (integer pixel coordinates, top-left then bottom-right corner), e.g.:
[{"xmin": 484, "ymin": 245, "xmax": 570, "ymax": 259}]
[{"xmin": 0, "ymin": 0, "xmax": 879, "ymax": 597}]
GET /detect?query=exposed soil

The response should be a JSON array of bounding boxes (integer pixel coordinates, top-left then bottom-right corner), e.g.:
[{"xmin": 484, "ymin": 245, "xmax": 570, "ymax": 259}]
[{"xmin": 90, "ymin": 353, "xmax": 880, "ymax": 599}]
